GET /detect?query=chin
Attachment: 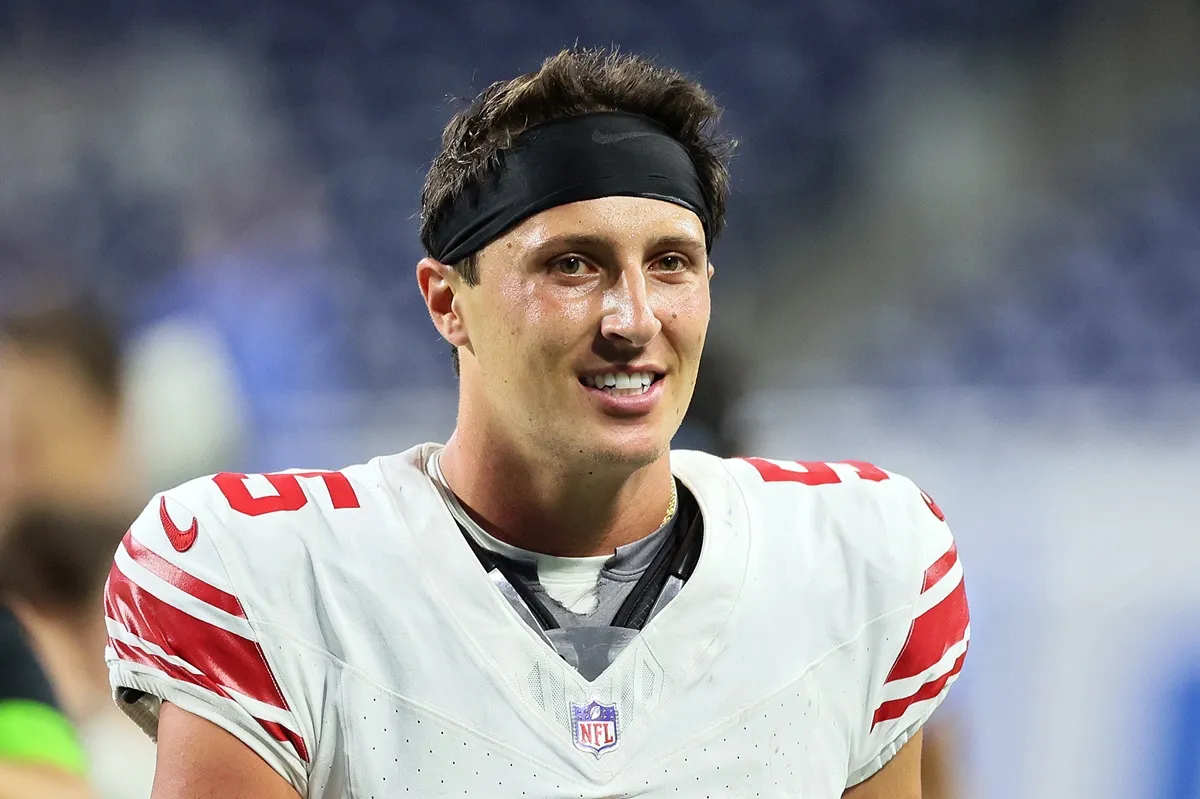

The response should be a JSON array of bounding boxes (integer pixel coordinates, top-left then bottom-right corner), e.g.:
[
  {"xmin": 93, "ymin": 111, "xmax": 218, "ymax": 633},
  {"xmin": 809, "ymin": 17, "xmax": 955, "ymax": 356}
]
[{"xmin": 578, "ymin": 426, "xmax": 671, "ymax": 470}]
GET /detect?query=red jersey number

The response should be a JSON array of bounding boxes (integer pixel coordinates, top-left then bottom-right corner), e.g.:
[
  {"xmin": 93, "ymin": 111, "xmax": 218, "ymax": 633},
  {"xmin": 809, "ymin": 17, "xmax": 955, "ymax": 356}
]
[
  {"xmin": 213, "ymin": 471, "xmax": 361, "ymax": 517},
  {"xmin": 743, "ymin": 457, "xmax": 890, "ymax": 486}
]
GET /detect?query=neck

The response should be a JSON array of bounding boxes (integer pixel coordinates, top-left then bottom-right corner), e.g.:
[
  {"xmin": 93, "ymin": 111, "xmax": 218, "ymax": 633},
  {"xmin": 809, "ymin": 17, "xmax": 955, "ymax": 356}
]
[
  {"xmin": 437, "ymin": 433, "xmax": 674, "ymax": 558},
  {"xmin": 15, "ymin": 605, "xmax": 111, "ymax": 722}
]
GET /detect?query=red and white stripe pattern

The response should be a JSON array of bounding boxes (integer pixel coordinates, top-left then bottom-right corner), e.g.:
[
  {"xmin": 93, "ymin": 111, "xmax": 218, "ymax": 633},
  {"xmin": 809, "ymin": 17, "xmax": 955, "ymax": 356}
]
[
  {"xmin": 871, "ymin": 541, "xmax": 969, "ymax": 730},
  {"xmin": 104, "ymin": 520, "xmax": 309, "ymax": 762}
]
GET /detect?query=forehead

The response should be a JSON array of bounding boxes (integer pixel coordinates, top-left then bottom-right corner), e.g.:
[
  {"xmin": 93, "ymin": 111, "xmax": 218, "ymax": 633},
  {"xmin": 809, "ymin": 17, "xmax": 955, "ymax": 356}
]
[{"xmin": 495, "ymin": 196, "xmax": 706, "ymax": 252}]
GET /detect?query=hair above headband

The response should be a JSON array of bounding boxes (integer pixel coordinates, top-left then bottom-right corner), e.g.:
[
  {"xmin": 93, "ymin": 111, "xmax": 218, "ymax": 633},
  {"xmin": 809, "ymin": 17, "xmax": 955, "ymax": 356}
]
[{"xmin": 427, "ymin": 112, "xmax": 714, "ymax": 265}]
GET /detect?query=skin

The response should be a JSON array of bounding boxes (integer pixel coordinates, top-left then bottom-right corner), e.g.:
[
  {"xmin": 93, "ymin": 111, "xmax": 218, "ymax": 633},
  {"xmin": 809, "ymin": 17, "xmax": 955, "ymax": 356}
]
[
  {"xmin": 151, "ymin": 196, "xmax": 928, "ymax": 796},
  {"xmin": 0, "ymin": 762, "xmax": 93, "ymax": 799},
  {"xmin": 0, "ymin": 342, "xmax": 132, "ymax": 523},
  {"xmin": 920, "ymin": 723, "xmax": 959, "ymax": 799},
  {"xmin": 151, "ymin": 704, "xmax": 297, "ymax": 799}
]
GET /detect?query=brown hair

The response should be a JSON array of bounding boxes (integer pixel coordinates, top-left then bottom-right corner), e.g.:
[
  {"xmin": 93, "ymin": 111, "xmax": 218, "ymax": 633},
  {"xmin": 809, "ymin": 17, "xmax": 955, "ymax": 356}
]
[
  {"xmin": 0, "ymin": 302, "xmax": 123, "ymax": 411},
  {"xmin": 0, "ymin": 506, "xmax": 127, "ymax": 623},
  {"xmin": 420, "ymin": 47, "xmax": 735, "ymax": 286}
]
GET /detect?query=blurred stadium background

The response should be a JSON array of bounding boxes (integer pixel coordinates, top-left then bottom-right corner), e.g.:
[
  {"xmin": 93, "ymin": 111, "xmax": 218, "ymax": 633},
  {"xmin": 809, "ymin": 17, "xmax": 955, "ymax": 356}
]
[{"xmin": 1, "ymin": 0, "xmax": 1199, "ymax": 797}]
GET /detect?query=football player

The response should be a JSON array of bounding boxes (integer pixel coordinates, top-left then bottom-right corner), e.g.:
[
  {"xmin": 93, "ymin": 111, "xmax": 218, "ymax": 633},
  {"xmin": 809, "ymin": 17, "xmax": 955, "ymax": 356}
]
[{"xmin": 104, "ymin": 48, "xmax": 969, "ymax": 798}]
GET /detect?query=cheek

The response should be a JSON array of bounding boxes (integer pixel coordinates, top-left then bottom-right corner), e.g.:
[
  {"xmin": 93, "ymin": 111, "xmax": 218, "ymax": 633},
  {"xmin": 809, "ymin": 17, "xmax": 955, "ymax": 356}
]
[
  {"xmin": 518, "ymin": 283, "xmax": 596, "ymax": 352},
  {"xmin": 482, "ymin": 282, "xmax": 590, "ymax": 375},
  {"xmin": 663, "ymin": 292, "xmax": 711, "ymax": 351},
  {"xmin": 478, "ymin": 279, "xmax": 541, "ymax": 354}
]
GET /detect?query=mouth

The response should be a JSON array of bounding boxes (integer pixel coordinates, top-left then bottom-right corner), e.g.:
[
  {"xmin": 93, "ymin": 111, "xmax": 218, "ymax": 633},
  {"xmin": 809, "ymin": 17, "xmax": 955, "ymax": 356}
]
[{"xmin": 578, "ymin": 370, "xmax": 665, "ymax": 397}]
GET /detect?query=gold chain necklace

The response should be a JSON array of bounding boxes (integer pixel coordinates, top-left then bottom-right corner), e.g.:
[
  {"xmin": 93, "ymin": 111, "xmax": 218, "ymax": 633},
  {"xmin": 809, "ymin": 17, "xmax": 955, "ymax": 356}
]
[{"xmin": 661, "ymin": 480, "xmax": 678, "ymax": 528}]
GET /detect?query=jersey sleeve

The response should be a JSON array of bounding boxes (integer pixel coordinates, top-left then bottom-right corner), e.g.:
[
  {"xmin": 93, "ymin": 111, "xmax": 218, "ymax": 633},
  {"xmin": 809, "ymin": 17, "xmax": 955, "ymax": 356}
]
[
  {"xmin": 103, "ymin": 490, "xmax": 310, "ymax": 794},
  {"xmin": 845, "ymin": 477, "xmax": 970, "ymax": 788}
]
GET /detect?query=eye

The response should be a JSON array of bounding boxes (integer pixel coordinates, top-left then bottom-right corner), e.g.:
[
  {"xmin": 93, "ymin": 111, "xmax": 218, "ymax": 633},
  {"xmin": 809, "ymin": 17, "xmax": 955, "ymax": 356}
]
[
  {"xmin": 652, "ymin": 254, "xmax": 689, "ymax": 272},
  {"xmin": 553, "ymin": 256, "xmax": 592, "ymax": 276}
]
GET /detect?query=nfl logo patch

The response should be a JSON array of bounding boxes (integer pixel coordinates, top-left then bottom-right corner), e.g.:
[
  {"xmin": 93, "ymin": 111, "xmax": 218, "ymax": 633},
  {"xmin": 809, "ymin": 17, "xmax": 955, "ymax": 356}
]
[{"xmin": 570, "ymin": 700, "xmax": 620, "ymax": 756}]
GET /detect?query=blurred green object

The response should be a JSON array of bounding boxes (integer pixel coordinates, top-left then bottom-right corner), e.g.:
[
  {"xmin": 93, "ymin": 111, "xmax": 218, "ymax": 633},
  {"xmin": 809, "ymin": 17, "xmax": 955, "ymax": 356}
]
[
  {"xmin": 0, "ymin": 699, "xmax": 87, "ymax": 774},
  {"xmin": 0, "ymin": 606, "xmax": 87, "ymax": 775}
]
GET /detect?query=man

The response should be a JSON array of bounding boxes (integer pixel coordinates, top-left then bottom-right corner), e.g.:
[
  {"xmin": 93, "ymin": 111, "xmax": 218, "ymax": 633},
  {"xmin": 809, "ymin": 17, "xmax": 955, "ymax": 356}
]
[
  {"xmin": 0, "ymin": 604, "xmax": 92, "ymax": 798},
  {"xmin": 1, "ymin": 507, "xmax": 157, "ymax": 798},
  {"xmin": 104, "ymin": 49, "xmax": 969, "ymax": 798}
]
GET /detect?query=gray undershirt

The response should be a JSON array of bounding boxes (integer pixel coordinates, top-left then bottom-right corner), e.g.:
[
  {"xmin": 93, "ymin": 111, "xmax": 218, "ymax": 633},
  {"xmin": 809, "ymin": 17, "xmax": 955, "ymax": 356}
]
[
  {"xmin": 485, "ymin": 515, "xmax": 675, "ymax": 628},
  {"xmin": 425, "ymin": 446, "xmax": 676, "ymax": 629}
]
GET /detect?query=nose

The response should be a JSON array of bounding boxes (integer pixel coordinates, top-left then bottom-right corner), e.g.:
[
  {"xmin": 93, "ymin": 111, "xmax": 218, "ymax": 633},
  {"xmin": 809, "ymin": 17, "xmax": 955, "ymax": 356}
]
[{"xmin": 600, "ymin": 268, "xmax": 662, "ymax": 349}]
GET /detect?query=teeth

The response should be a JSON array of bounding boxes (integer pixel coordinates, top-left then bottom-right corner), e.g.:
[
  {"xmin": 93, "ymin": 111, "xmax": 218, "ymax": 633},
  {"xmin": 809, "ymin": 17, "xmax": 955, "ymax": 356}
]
[{"xmin": 584, "ymin": 371, "xmax": 657, "ymax": 393}]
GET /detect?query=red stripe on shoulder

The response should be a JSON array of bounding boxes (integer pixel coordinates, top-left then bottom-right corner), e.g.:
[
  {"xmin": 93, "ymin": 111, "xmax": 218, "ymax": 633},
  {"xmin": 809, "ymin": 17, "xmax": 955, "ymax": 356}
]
[
  {"xmin": 110, "ymin": 636, "xmax": 224, "ymax": 696},
  {"xmin": 257, "ymin": 719, "xmax": 310, "ymax": 763},
  {"xmin": 922, "ymin": 542, "xmax": 958, "ymax": 593},
  {"xmin": 105, "ymin": 563, "xmax": 289, "ymax": 714},
  {"xmin": 110, "ymin": 638, "xmax": 309, "ymax": 763},
  {"xmin": 121, "ymin": 532, "xmax": 244, "ymax": 618},
  {"xmin": 872, "ymin": 650, "xmax": 966, "ymax": 729},
  {"xmin": 884, "ymin": 578, "xmax": 969, "ymax": 683}
]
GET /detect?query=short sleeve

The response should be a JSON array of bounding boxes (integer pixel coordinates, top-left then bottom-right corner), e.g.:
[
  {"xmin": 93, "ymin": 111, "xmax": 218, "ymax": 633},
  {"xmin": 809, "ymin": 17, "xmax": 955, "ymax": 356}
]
[
  {"xmin": 846, "ymin": 478, "xmax": 970, "ymax": 788},
  {"xmin": 103, "ymin": 492, "xmax": 310, "ymax": 794}
]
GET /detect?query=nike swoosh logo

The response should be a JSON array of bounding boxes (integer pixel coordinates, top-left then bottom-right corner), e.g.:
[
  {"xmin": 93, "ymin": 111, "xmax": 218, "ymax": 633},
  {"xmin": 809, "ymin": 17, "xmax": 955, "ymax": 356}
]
[
  {"xmin": 159, "ymin": 496, "xmax": 199, "ymax": 552},
  {"xmin": 591, "ymin": 130, "xmax": 653, "ymax": 145},
  {"xmin": 920, "ymin": 489, "xmax": 946, "ymax": 522}
]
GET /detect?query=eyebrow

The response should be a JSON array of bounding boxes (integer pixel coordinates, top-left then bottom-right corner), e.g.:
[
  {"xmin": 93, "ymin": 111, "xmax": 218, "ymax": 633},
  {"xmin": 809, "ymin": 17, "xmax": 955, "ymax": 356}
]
[
  {"xmin": 645, "ymin": 234, "xmax": 706, "ymax": 253},
  {"xmin": 531, "ymin": 232, "xmax": 706, "ymax": 257}
]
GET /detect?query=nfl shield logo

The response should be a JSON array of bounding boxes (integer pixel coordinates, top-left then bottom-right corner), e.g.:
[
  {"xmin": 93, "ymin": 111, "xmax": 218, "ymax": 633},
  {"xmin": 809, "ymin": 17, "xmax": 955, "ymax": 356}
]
[{"xmin": 570, "ymin": 700, "xmax": 620, "ymax": 756}]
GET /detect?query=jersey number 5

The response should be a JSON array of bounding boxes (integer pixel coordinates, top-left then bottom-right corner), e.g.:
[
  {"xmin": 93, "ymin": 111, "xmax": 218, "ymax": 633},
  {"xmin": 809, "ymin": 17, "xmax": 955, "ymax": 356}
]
[{"xmin": 213, "ymin": 471, "xmax": 361, "ymax": 517}]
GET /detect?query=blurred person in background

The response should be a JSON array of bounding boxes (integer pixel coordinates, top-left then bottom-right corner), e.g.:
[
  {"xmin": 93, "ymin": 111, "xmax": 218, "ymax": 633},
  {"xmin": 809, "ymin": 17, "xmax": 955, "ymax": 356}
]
[
  {"xmin": 0, "ymin": 270, "xmax": 137, "ymax": 524},
  {"xmin": 0, "ymin": 268, "xmax": 155, "ymax": 795},
  {"xmin": 0, "ymin": 603, "xmax": 92, "ymax": 798},
  {"xmin": 0, "ymin": 508, "xmax": 155, "ymax": 798}
]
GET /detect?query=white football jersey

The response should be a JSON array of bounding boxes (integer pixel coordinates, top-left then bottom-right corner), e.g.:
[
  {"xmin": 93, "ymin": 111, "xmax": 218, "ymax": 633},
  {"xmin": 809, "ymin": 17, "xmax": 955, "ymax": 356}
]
[{"xmin": 105, "ymin": 444, "xmax": 968, "ymax": 797}]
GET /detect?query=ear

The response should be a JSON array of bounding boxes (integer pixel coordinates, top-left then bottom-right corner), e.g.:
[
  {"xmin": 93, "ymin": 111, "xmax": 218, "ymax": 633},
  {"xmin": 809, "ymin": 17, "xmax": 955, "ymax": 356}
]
[
  {"xmin": 417, "ymin": 257, "xmax": 471, "ymax": 348},
  {"xmin": 707, "ymin": 261, "xmax": 716, "ymax": 280}
]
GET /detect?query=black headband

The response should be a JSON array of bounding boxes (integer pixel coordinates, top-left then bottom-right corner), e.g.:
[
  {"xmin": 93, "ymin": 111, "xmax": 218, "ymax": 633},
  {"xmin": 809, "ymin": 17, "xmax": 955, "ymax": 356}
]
[{"xmin": 428, "ymin": 112, "xmax": 713, "ymax": 265}]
